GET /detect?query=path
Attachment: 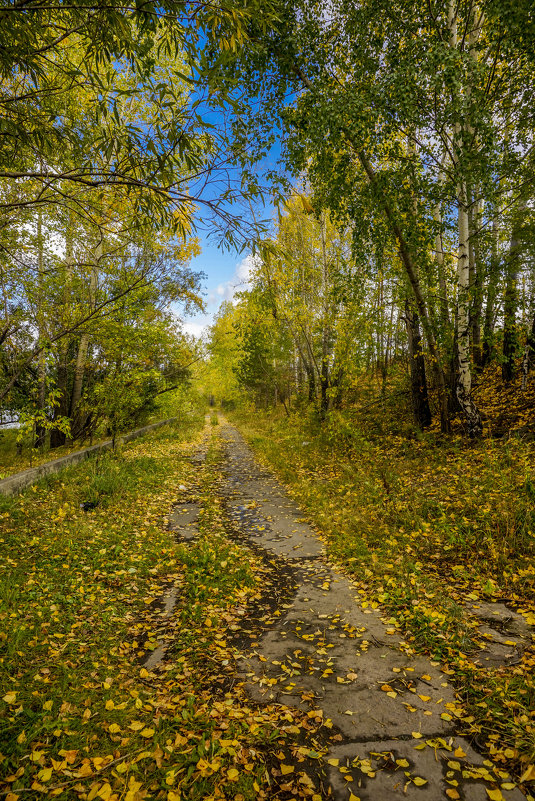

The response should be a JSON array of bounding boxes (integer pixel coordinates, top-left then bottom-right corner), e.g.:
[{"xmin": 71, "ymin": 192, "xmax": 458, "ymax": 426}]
[{"xmin": 216, "ymin": 421, "xmax": 525, "ymax": 801}]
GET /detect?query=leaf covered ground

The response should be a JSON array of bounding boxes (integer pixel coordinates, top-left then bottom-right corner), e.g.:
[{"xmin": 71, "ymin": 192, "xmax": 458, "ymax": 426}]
[
  {"xmin": 231, "ymin": 403, "xmax": 535, "ymax": 798},
  {"xmin": 0, "ymin": 418, "xmax": 328, "ymax": 801}
]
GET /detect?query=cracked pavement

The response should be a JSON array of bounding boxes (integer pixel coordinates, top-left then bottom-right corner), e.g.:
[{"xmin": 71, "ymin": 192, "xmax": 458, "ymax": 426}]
[{"xmin": 218, "ymin": 422, "xmax": 526, "ymax": 801}]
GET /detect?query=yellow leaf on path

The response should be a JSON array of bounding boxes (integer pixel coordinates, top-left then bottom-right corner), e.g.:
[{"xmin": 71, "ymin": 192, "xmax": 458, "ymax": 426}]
[
  {"xmin": 396, "ymin": 759, "xmax": 409, "ymax": 768},
  {"xmin": 387, "ymin": 691, "xmax": 397, "ymax": 698},
  {"xmin": 418, "ymin": 695, "xmax": 431, "ymax": 702},
  {"xmin": 446, "ymin": 790, "xmax": 460, "ymax": 799},
  {"xmin": 280, "ymin": 764, "xmax": 294, "ymax": 775},
  {"xmin": 413, "ymin": 777, "xmax": 427, "ymax": 786},
  {"xmin": 98, "ymin": 783, "xmax": 113, "ymax": 801},
  {"xmin": 454, "ymin": 747, "xmax": 466, "ymax": 758},
  {"xmin": 227, "ymin": 768, "xmax": 239, "ymax": 780},
  {"xmin": 38, "ymin": 768, "xmax": 53, "ymax": 782},
  {"xmin": 520, "ymin": 765, "xmax": 535, "ymax": 783},
  {"xmin": 486, "ymin": 790, "xmax": 504, "ymax": 801},
  {"xmin": 327, "ymin": 759, "xmax": 339, "ymax": 766},
  {"xmin": 349, "ymin": 795, "xmax": 361, "ymax": 801},
  {"xmin": 412, "ymin": 732, "xmax": 423, "ymax": 739}
]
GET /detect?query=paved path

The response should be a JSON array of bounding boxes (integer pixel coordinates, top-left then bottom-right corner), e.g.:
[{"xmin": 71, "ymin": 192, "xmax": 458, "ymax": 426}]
[{"xmin": 218, "ymin": 422, "xmax": 525, "ymax": 801}]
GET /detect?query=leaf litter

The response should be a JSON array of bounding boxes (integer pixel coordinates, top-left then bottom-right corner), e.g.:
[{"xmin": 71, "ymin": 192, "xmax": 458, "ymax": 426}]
[{"xmin": 0, "ymin": 422, "xmax": 330, "ymax": 801}]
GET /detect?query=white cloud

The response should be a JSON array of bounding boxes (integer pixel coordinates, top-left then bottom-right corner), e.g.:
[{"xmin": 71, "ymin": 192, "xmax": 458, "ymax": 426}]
[
  {"xmin": 209, "ymin": 254, "xmax": 256, "ymax": 305},
  {"xmin": 182, "ymin": 320, "xmax": 209, "ymax": 339}
]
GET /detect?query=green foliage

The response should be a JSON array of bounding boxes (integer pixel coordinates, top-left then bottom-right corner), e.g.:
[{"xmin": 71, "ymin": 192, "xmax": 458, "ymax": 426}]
[{"xmin": 16, "ymin": 387, "xmax": 71, "ymax": 462}]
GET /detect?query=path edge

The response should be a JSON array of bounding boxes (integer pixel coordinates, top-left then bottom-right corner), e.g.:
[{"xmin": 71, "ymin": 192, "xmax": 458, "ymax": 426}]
[{"xmin": 0, "ymin": 417, "xmax": 179, "ymax": 496}]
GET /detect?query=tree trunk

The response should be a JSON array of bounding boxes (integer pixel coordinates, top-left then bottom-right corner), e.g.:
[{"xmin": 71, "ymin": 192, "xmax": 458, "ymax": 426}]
[
  {"xmin": 502, "ymin": 202, "xmax": 526, "ymax": 382},
  {"xmin": 70, "ymin": 230, "xmax": 101, "ymax": 437},
  {"xmin": 35, "ymin": 206, "xmax": 46, "ymax": 449},
  {"xmin": 456, "ymin": 188, "xmax": 482, "ymax": 436},
  {"xmin": 521, "ymin": 312, "xmax": 535, "ymax": 391},
  {"xmin": 404, "ymin": 299, "xmax": 432, "ymax": 429},
  {"xmin": 319, "ymin": 212, "xmax": 331, "ymax": 420},
  {"xmin": 469, "ymin": 195, "xmax": 484, "ymax": 366},
  {"xmin": 482, "ymin": 209, "xmax": 500, "ymax": 367},
  {"xmin": 434, "ymin": 198, "xmax": 450, "ymax": 331},
  {"xmin": 51, "ymin": 213, "xmax": 73, "ymax": 449},
  {"xmin": 447, "ymin": 1, "xmax": 482, "ymax": 437},
  {"xmin": 305, "ymin": 361, "xmax": 316, "ymax": 402}
]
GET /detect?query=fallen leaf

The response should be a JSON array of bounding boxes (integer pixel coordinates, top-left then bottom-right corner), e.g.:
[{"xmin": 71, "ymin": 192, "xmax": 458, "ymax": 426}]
[{"xmin": 520, "ymin": 765, "xmax": 535, "ymax": 783}]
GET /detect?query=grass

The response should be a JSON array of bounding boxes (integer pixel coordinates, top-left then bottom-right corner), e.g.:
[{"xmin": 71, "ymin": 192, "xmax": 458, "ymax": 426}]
[
  {"xmin": 230, "ymin": 403, "xmax": 535, "ymax": 792},
  {"xmin": 0, "ymin": 421, "xmax": 154, "ymax": 480},
  {"xmin": 0, "ymin": 410, "xmax": 327, "ymax": 801}
]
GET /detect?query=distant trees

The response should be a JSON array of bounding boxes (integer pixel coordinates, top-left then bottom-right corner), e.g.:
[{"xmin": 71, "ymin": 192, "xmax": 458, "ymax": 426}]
[
  {"xmin": 0, "ymin": 0, "xmax": 275, "ymax": 446},
  {"xmin": 205, "ymin": 0, "xmax": 535, "ymax": 435}
]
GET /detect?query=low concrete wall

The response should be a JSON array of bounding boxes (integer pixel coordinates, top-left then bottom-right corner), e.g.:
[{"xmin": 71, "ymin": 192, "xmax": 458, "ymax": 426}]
[{"xmin": 0, "ymin": 417, "xmax": 179, "ymax": 496}]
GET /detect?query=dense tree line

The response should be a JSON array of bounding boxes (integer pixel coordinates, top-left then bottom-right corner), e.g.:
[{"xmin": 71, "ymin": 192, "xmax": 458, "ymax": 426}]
[
  {"xmin": 206, "ymin": 0, "xmax": 535, "ymax": 435},
  {"xmin": 2, "ymin": 0, "xmax": 534, "ymax": 441},
  {"xmin": 0, "ymin": 0, "xmax": 271, "ymax": 446}
]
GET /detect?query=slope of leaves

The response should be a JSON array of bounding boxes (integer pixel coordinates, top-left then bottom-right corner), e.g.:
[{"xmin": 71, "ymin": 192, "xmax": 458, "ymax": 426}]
[
  {"xmin": 0, "ymin": 416, "xmax": 324, "ymax": 801},
  {"xmin": 231, "ymin": 402, "xmax": 535, "ymax": 795}
]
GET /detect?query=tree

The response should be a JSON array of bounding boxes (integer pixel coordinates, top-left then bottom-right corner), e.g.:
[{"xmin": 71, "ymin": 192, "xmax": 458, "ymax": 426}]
[{"xmin": 210, "ymin": 0, "xmax": 535, "ymax": 435}]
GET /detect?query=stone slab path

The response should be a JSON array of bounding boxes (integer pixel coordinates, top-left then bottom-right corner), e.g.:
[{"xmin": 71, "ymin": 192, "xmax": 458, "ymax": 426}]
[{"xmin": 218, "ymin": 422, "xmax": 526, "ymax": 801}]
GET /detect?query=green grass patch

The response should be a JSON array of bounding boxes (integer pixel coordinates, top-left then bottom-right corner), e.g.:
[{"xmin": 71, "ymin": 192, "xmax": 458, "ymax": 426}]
[{"xmin": 0, "ymin": 413, "xmax": 326, "ymax": 801}]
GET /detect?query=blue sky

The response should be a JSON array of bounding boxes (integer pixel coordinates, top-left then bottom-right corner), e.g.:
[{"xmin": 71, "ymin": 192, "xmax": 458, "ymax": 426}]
[
  {"xmin": 172, "ymin": 74, "xmax": 287, "ymax": 338},
  {"xmin": 180, "ymin": 235, "xmax": 255, "ymax": 338}
]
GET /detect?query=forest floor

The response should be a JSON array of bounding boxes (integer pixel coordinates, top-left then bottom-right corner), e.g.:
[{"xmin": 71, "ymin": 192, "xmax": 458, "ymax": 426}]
[{"xmin": 1, "ymin": 411, "xmax": 534, "ymax": 801}]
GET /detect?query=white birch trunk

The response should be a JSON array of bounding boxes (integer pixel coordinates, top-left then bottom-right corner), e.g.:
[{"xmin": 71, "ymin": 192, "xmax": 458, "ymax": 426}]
[{"xmin": 449, "ymin": 0, "xmax": 483, "ymax": 436}]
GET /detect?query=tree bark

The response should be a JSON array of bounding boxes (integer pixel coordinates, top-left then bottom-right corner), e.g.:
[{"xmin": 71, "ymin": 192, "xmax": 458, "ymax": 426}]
[
  {"xmin": 405, "ymin": 298, "xmax": 432, "ymax": 429},
  {"xmin": 51, "ymin": 213, "xmax": 73, "ymax": 449},
  {"xmin": 502, "ymin": 201, "xmax": 526, "ymax": 382},
  {"xmin": 456, "ymin": 187, "xmax": 482, "ymax": 436},
  {"xmin": 70, "ymin": 230, "xmax": 101, "ymax": 438},
  {"xmin": 521, "ymin": 312, "xmax": 535, "ymax": 391},
  {"xmin": 449, "ymin": 0, "xmax": 482, "ymax": 436},
  {"xmin": 434, "ymin": 197, "xmax": 450, "ymax": 331},
  {"xmin": 469, "ymin": 194, "xmax": 484, "ymax": 365},
  {"xmin": 35, "ymin": 206, "xmax": 46, "ymax": 449},
  {"xmin": 482, "ymin": 209, "xmax": 500, "ymax": 366},
  {"xmin": 319, "ymin": 212, "xmax": 331, "ymax": 420}
]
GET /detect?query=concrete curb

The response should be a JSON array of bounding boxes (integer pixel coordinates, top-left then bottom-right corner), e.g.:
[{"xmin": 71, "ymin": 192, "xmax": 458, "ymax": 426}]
[{"xmin": 0, "ymin": 418, "xmax": 179, "ymax": 496}]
